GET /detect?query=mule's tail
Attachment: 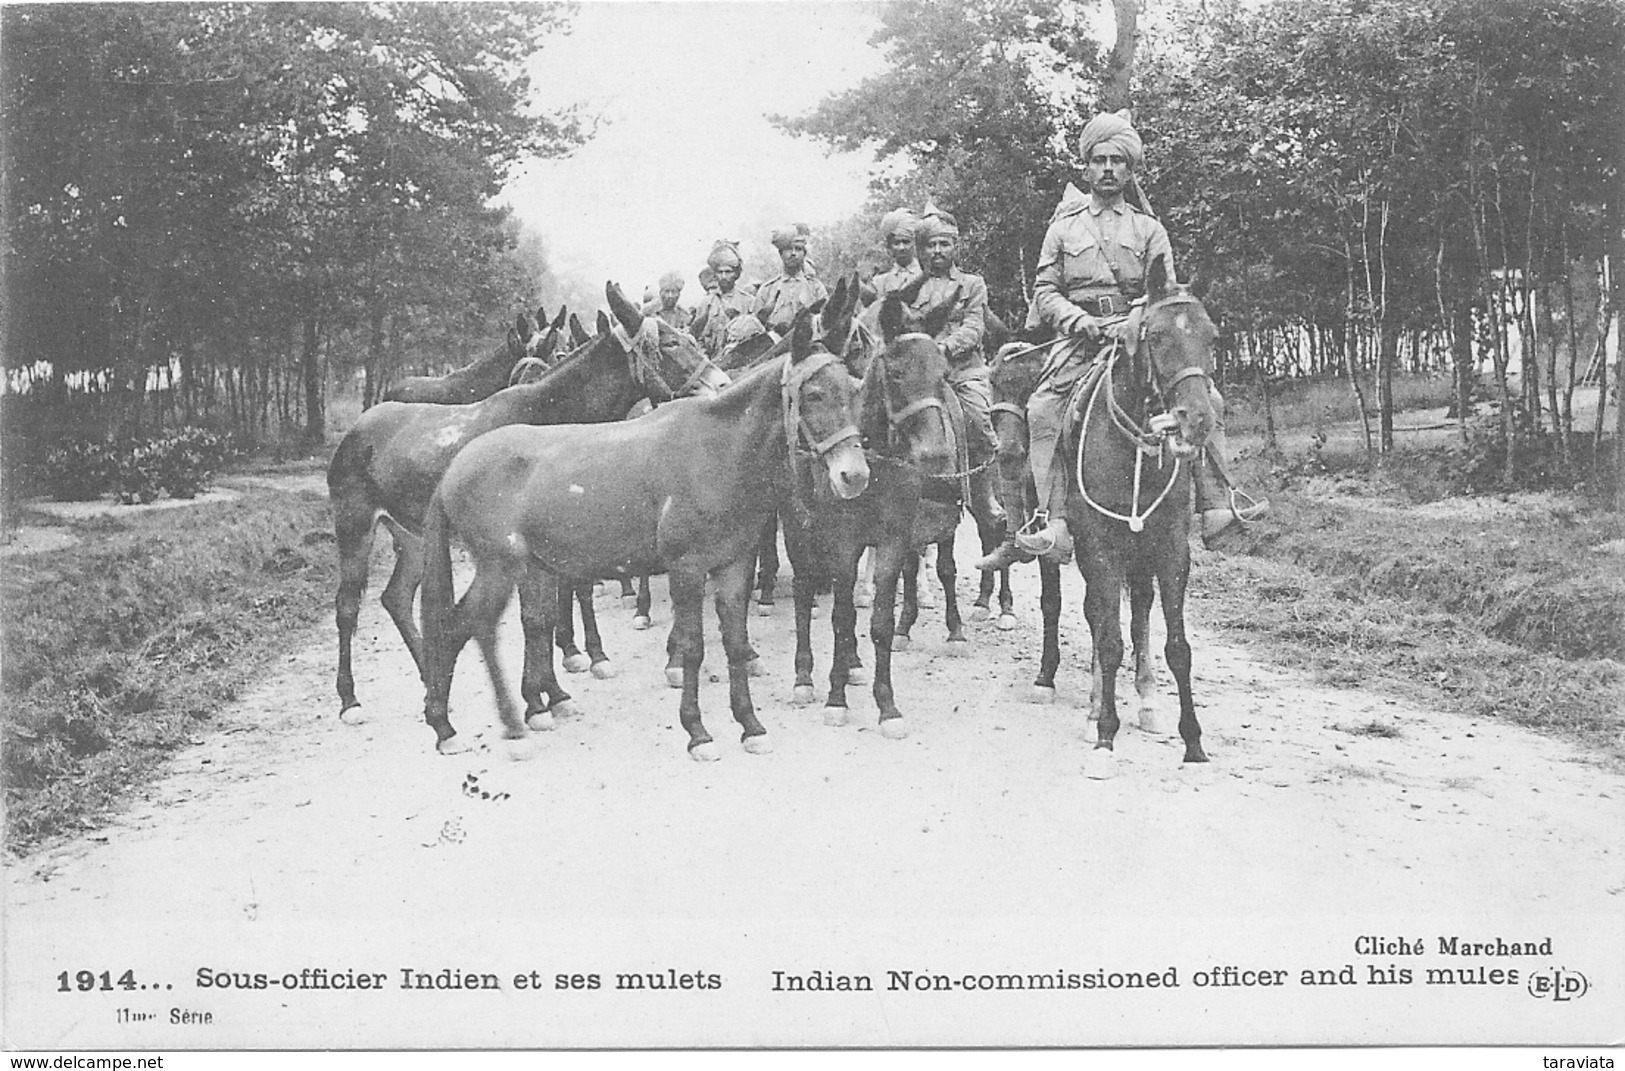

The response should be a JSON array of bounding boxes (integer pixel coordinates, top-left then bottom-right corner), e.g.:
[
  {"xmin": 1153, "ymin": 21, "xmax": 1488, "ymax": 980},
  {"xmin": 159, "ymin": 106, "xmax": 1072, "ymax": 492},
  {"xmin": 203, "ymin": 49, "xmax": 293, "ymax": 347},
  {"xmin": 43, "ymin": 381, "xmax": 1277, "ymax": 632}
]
[{"xmin": 420, "ymin": 488, "xmax": 458, "ymax": 697}]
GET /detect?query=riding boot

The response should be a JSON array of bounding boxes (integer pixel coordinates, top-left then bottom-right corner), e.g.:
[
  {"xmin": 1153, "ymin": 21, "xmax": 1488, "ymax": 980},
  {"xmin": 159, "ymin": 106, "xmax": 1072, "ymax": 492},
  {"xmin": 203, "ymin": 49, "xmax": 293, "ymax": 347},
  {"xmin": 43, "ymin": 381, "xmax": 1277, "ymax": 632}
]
[
  {"xmin": 1016, "ymin": 515, "xmax": 1073, "ymax": 564},
  {"xmin": 974, "ymin": 533, "xmax": 1034, "ymax": 571}
]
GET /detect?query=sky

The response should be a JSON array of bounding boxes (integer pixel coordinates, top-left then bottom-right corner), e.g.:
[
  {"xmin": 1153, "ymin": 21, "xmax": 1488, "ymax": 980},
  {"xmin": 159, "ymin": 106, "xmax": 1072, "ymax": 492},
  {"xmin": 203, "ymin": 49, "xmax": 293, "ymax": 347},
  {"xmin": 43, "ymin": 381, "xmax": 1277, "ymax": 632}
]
[{"xmin": 499, "ymin": 1, "xmax": 891, "ymax": 306}]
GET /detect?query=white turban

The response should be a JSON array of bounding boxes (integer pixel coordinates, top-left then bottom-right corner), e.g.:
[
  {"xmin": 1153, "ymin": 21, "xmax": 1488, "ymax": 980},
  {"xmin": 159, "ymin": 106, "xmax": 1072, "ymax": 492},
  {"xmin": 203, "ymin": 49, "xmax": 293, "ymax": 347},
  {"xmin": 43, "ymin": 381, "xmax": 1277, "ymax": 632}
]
[{"xmin": 1078, "ymin": 109, "xmax": 1145, "ymax": 169}]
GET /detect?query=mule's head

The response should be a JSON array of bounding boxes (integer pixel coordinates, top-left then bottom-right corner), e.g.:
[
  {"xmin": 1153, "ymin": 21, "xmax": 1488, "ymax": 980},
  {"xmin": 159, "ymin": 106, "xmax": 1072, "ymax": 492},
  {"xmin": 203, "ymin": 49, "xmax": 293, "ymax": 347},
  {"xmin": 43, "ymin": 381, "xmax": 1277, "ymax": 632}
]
[
  {"xmin": 868, "ymin": 273, "xmax": 954, "ymax": 472},
  {"xmin": 507, "ymin": 310, "xmax": 542, "ymax": 360},
  {"xmin": 987, "ymin": 340, "xmax": 1048, "ymax": 468},
  {"xmin": 786, "ymin": 307, "xmax": 869, "ymax": 499},
  {"xmin": 606, "ymin": 281, "xmax": 730, "ymax": 401},
  {"xmin": 1137, "ymin": 255, "xmax": 1216, "ymax": 459}
]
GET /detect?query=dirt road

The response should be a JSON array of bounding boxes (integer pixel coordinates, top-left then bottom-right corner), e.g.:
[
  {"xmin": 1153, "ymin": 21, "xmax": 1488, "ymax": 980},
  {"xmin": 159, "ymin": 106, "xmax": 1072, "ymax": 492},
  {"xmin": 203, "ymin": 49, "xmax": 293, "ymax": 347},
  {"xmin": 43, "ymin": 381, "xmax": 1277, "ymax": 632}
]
[{"xmin": 6, "ymin": 523, "xmax": 1623, "ymax": 1049}]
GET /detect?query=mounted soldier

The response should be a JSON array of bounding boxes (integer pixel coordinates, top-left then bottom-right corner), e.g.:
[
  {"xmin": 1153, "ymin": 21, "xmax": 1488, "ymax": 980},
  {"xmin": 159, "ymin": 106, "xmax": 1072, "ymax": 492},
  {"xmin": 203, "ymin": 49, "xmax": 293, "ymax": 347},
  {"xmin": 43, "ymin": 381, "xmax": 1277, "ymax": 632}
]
[
  {"xmin": 644, "ymin": 270, "xmax": 693, "ymax": 331},
  {"xmin": 977, "ymin": 110, "xmax": 1267, "ymax": 571},
  {"xmin": 902, "ymin": 204, "xmax": 1008, "ymax": 543},
  {"xmin": 748, "ymin": 225, "xmax": 829, "ymax": 337},
  {"xmin": 690, "ymin": 240, "xmax": 754, "ymax": 359},
  {"xmin": 868, "ymin": 208, "xmax": 921, "ymax": 306}
]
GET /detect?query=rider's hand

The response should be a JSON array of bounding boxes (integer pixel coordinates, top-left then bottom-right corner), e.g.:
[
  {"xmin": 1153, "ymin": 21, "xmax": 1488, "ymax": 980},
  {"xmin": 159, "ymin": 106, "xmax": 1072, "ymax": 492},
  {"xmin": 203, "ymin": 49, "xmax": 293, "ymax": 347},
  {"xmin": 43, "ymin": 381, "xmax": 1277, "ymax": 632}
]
[{"xmin": 1066, "ymin": 311, "xmax": 1104, "ymax": 340}]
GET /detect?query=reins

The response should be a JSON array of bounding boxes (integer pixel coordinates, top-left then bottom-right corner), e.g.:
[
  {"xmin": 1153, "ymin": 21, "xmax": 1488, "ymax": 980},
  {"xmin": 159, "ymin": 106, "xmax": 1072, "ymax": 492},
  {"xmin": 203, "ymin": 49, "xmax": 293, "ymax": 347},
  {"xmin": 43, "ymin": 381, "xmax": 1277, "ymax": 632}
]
[
  {"xmin": 782, "ymin": 350, "xmax": 859, "ymax": 460},
  {"xmin": 1071, "ymin": 293, "xmax": 1214, "ymax": 533}
]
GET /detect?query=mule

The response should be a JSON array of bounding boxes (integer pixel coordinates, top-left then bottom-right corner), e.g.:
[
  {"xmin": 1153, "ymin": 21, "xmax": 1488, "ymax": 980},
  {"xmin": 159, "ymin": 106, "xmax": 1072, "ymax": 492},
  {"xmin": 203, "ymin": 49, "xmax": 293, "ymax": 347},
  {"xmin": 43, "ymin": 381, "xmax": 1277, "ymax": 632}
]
[
  {"xmin": 782, "ymin": 275, "xmax": 959, "ymax": 737},
  {"xmin": 326, "ymin": 282, "xmax": 727, "ymax": 716},
  {"xmin": 418, "ymin": 308, "xmax": 869, "ymax": 758},
  {"xmin": 996, "ymin": 256, "xmax": 1216, "ymax": 777},
  {"xmin": 382, "ymin": 307, "xmax": 554, "ymax": 405}
]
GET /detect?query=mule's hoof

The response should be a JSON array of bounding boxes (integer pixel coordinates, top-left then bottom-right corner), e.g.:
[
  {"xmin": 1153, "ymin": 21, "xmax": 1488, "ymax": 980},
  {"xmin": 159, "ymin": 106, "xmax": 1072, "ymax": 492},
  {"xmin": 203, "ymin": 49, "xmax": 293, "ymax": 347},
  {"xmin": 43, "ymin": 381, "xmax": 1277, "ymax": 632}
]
[
  {"xmin": 968, "ymin": 604, "xmax": 991, "ymax": 622},
  {"xmin": 846, "ymin": 664, "xmax": 870, "ymax": 685},
  {"xmin": 822, "ymin": 705, "xmax": 848, "ymax": 727},
  {"xmin": 562, "ymin": 652, "xmax": 591, "ymax": 674},
  {"xmin": 880, "ymin": 717, "xmax": 909, "ymax": 740},
  {"xmin": 791, "ymin": 684, "xmax": 817, "ymax": 706},
  {"xmin": 854, "ymin": 586, "xmax": 873, "ymax": 608},
  {"xmin": 689, "ymin": 741, "xmax": 722, "ymax": 763},
  {"xmin": 632, "ymin": 615, "xmax": 652, "ymax": 630},
  {"xmin": 1137, "ymin": 705, "xmax": 1169, "ymax": 736},
  {"xmin": 755, "ymin": 602, "xmax": 773, "ymax": 618},
  {"xmin": 996, "ymin": 612, "xmax": 1018, "ymax": 632},
  {"xmin": 506, "ymin": 736, "xmax": 542, "ymax": 762},
  {"xmin": 590, "ymin": 660, "xmax": 616, "ymax": 680},
  {"xmin": 339, "ymin": 705, "xmax": 369, "ymax": 726},
  {"xmin": 745, "ymin": 657, "xmax": 766, "ymax": 678},
  {"xmin": 945, "ymin": 635, "xmax": 969, "ymax": 654},
  {"xmin": 435, "ymin": 734, "xmax": 469, "ymax": 756},
  {"xmin": 1028, "ymin": 684, "xmax": 1057, "ymax": 704},
  {"xmin": 550, "ymin": 698, "xmax": 581, "ymax": 719},
  {"xmin": 742, "ymin": 734, "xmax": 773, "ymax": 755},
  {"xmin": 891, "ymin": 634, "xmax": 911, "ymax": 652},
  {"xmin": 665, "ymin": 666, "xmax": 684, "ymax": 689},
  {"xmin": 525, "ymin": 711, "xmax": 555, "ymax": 732},
  {"xmin": 1085, "ymin": 747, "xmax": 1118, "ymax": 780}
]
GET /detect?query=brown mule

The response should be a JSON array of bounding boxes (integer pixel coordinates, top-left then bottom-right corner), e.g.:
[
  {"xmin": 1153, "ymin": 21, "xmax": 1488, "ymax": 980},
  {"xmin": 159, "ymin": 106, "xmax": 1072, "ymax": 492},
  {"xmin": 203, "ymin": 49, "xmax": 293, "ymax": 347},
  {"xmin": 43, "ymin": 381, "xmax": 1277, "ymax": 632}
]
[
  {"xmin": 326, "ymin": 282, "xmax": 727, "ymax": 718},
  {"xmin": 418, "ymin": 308, "xmax": 869, "ymax": 759}
]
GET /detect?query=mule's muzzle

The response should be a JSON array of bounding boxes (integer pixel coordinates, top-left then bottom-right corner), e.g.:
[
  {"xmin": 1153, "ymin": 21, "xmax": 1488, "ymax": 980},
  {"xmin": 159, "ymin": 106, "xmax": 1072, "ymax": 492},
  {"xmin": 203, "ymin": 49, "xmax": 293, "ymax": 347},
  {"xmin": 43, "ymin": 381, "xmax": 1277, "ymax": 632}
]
[
  {"xmin": 825, "ymin": 440, "xmax": 871, "ymax": 499},
  {"xmin": 1160, "ymin": 403, "xmax": 1211, "ymax": 460}
]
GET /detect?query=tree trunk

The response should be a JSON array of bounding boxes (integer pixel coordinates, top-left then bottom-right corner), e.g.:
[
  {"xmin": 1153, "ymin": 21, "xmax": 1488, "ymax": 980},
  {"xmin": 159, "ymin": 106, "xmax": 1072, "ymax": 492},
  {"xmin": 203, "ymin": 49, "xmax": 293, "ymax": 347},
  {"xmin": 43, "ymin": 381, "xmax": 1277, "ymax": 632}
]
[
  {"xmin": 1101, "ymin": 0, "xmax": 1140, "ymax": 113},
  {"xmin": 1377, "ymin": 316, "xmax": 1398, "ymax": 453},
  {"xmin": 301, "ymin": 312, "xmax": 325, "ymax": 447}
]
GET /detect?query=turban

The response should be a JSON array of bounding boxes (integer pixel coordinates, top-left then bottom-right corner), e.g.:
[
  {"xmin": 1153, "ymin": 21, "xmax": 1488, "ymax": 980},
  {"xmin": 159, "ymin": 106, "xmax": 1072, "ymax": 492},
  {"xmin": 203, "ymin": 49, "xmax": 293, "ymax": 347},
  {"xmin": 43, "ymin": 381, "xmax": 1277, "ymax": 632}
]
[
  {"xmin": 706, "ymin": 239, "xmax": 742, "ymax": 270},
  {"xmin": 915, "ymin": 204, "xmax": 960, "ymax": 242},
  {"xmin": 658, "ymin": 270, "xmax": 685, "ymax": 291},
  {"xmin": 769, "ymin": 226, "xmax": 805, "ymax": 251},
  {"xmin": 879, "ymin": 208, "xmax": 918, "ymax": 241},
  {"xmin": 698, "ymin": 266, "xmax": 718, "ymax": 289},
  {"xmin": 1078, "ymin": 109, "xmax": 1144, "ymax": 169}
]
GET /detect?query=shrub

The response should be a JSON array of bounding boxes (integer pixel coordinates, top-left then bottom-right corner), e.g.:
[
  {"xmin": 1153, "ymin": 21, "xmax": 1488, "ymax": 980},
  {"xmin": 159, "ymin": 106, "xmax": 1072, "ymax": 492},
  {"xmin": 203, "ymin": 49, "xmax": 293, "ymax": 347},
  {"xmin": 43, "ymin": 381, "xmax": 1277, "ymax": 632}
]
[{"xmin": 37, "ymin": 428, "xmax": 239, "ymax": 504}]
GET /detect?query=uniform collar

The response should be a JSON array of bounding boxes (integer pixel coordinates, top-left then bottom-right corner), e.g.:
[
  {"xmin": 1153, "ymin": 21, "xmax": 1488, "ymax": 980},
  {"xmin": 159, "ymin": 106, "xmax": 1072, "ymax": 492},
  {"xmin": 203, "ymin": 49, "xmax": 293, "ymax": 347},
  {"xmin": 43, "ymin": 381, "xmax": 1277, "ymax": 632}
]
[{"xmin": 1087, "ymin": 196, "xmax": 1130, "ymax": 217}]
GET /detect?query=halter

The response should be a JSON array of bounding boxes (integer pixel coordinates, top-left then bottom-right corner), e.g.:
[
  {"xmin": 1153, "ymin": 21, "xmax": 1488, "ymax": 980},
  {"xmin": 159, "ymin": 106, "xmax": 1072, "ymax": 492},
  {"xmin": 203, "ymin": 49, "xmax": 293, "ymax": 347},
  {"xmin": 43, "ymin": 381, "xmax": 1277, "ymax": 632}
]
[
  {"xmin": 1073, "ymin": 292, "xmax": 1214, "ymax": 533},
  {"xmin": 782, "ymin": 350, "xmax": 860, "ymax": 459},
  {"xmin": 876, "ymin": 331, "xmax": 950, "ymax": 457},
  {"xmin": 610, "ymin": 316, "xmax": 730, "ymax": 399}
]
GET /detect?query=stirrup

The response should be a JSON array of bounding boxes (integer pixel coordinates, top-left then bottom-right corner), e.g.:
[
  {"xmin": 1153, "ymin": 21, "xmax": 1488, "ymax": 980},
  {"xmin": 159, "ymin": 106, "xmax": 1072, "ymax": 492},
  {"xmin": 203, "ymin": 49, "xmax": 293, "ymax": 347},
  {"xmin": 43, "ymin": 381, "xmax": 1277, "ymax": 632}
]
[{"xmin": 1227, "ymin": 488, "xmax": 1269, "ymax": 525}]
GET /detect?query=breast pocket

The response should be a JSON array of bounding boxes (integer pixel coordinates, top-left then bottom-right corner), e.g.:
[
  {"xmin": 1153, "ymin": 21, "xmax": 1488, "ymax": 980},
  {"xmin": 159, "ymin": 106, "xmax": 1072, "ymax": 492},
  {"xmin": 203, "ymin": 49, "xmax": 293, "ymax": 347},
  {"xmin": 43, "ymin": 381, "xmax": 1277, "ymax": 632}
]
[{"xmin": 1060, "ymin": 233, "xmax": 1111, "ymax": 290}]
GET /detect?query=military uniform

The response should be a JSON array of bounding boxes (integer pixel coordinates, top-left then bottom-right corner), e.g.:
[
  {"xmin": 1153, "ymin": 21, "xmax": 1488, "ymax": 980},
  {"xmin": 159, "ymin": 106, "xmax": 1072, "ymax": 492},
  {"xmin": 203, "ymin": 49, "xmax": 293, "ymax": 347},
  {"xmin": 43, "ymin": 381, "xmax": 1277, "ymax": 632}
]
[
  {"xmin": 642, "ymin": 301, "xmax": 692, "ymax": 332},
  {"xmin": 690, "ymin": 288, "xmax": 753, "ymax": 359},
  {"xmin": 750, "ymin": 272, "xmax": 828, "ymax": 333}
]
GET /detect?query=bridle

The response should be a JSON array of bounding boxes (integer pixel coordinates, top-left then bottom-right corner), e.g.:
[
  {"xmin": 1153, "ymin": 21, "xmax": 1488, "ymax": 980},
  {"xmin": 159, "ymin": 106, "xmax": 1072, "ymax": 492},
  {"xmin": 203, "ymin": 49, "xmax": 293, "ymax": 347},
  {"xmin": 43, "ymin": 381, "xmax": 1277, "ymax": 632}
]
[
  {"xmin": 1074, "ymin": 291, "xmax": 1214, "ymax": 532},
  {"xmin": 782, "ymin": 349, "xmax": 860, "ymax": 460},
  {"xmin": 610, "ymin": 316, "xmax": 731, "ymax": 401},
  {"xmin": 872, "ymin": 331, "xmax": 951, "ymax": 460}
]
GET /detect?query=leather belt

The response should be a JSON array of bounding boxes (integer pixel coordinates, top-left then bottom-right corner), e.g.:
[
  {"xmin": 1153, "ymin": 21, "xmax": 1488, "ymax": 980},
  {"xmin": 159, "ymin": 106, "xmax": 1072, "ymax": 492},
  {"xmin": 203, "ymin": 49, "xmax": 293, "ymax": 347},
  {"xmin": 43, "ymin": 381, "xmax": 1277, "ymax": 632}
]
[{"xmin": 1075, "ymin": 293, "xmax": 1131, "ymax": 317}]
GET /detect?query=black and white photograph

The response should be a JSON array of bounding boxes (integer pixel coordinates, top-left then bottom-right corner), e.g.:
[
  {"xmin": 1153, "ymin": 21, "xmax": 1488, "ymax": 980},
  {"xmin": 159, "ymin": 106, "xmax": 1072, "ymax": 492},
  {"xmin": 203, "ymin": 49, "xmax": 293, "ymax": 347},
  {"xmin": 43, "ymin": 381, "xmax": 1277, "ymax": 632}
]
[{"xmin": 2, "ymin": 0, "xmax": 1621, "ymax": 1057}]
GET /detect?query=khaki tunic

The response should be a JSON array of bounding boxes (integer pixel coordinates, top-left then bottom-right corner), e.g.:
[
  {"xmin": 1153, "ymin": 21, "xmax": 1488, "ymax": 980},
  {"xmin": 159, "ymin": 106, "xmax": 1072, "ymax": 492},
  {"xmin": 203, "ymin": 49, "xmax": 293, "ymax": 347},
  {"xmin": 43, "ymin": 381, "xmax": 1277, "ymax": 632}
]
[
  {"xmin": 690, "ymin": 288, "xmax": 753, "ymax": 359},
  {"xmin": 750, "ymin": 272, "xmax": 828, "ymax": 333},
  {"xmin": 1031, "ymin": 199, "xmax": 1173, "ymax": 330}
]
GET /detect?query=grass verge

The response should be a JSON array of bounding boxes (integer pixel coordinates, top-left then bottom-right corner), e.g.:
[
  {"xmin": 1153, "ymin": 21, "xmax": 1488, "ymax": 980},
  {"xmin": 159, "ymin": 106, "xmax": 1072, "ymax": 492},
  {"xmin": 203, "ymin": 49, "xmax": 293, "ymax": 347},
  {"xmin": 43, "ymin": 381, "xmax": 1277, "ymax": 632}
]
[
  {"xmin": 2, "ymin": 482, "xmax": 335, "ymax": 855},
  {"xmin": 1195, "ymin": 438, "xmax": 1625, "ymax": 763}
]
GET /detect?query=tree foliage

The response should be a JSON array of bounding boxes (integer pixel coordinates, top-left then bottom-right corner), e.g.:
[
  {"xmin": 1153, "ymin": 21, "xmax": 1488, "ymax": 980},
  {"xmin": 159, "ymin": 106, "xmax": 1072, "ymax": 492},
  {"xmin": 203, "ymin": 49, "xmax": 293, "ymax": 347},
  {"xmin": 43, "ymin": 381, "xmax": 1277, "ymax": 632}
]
[
  {"xmin": 787, "ymin": 0, "xmax": 1623, "ymax": 481},
  {"xmin": 2, "ymin": 2, "xmax": 584, "ymax": 444}
]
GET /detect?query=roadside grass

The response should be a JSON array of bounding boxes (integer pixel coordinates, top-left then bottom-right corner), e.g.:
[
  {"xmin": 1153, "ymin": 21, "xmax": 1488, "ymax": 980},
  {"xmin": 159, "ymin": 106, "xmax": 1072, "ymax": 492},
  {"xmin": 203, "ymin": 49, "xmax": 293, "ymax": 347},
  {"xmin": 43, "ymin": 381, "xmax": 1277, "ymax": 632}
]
[
  {"xmin": 2, "ymin": 480, "xmax": 336, "ymax": 855},
  {"xmin": 1195, "ymin": 429, "xmax": 1625, "ymax": 763},
  {"xmin": 1223, "ymin": 372, "xmax": 1457, "ymax": 440}
]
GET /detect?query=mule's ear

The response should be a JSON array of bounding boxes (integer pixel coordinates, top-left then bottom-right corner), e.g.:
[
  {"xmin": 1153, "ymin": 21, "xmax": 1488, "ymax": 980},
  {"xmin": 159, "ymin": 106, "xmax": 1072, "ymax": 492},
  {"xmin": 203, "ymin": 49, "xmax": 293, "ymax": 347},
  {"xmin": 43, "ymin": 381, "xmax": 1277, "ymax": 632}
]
[
  {"xmin": 1147, "ymin": 256, "xmax": 1170, "ymax": 304},
  {"xmin": 606, "ymin": 282, "xmax": 643, "ymax": 331},
  {"xmin": 515, "ymin": 312, "xmax": 532, "ymax": 338},
  {"xmin": 570, "ymin": 313, "xmax": 589, "ymax": 345},
  {"xmin": 877, "ymin": 292, "xmax": 905, "ymax": 342},
  {"xmin": 821, "ymin": 276, "xmax": 854, "ymax": 353},
  {"xmin": 789, "ymin": 307, "xmax": 816, "ymax": 363},
  {"xmin": 551, "ymin": 305, "xmax": 568, "ymax": 330},
  {"xmin": 897, "ymin": 271, "xmax": 929, "ymax": 305},
  {"xmin": 595, "ymin": 310, "xmax": 611, "ymax": 336}
]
